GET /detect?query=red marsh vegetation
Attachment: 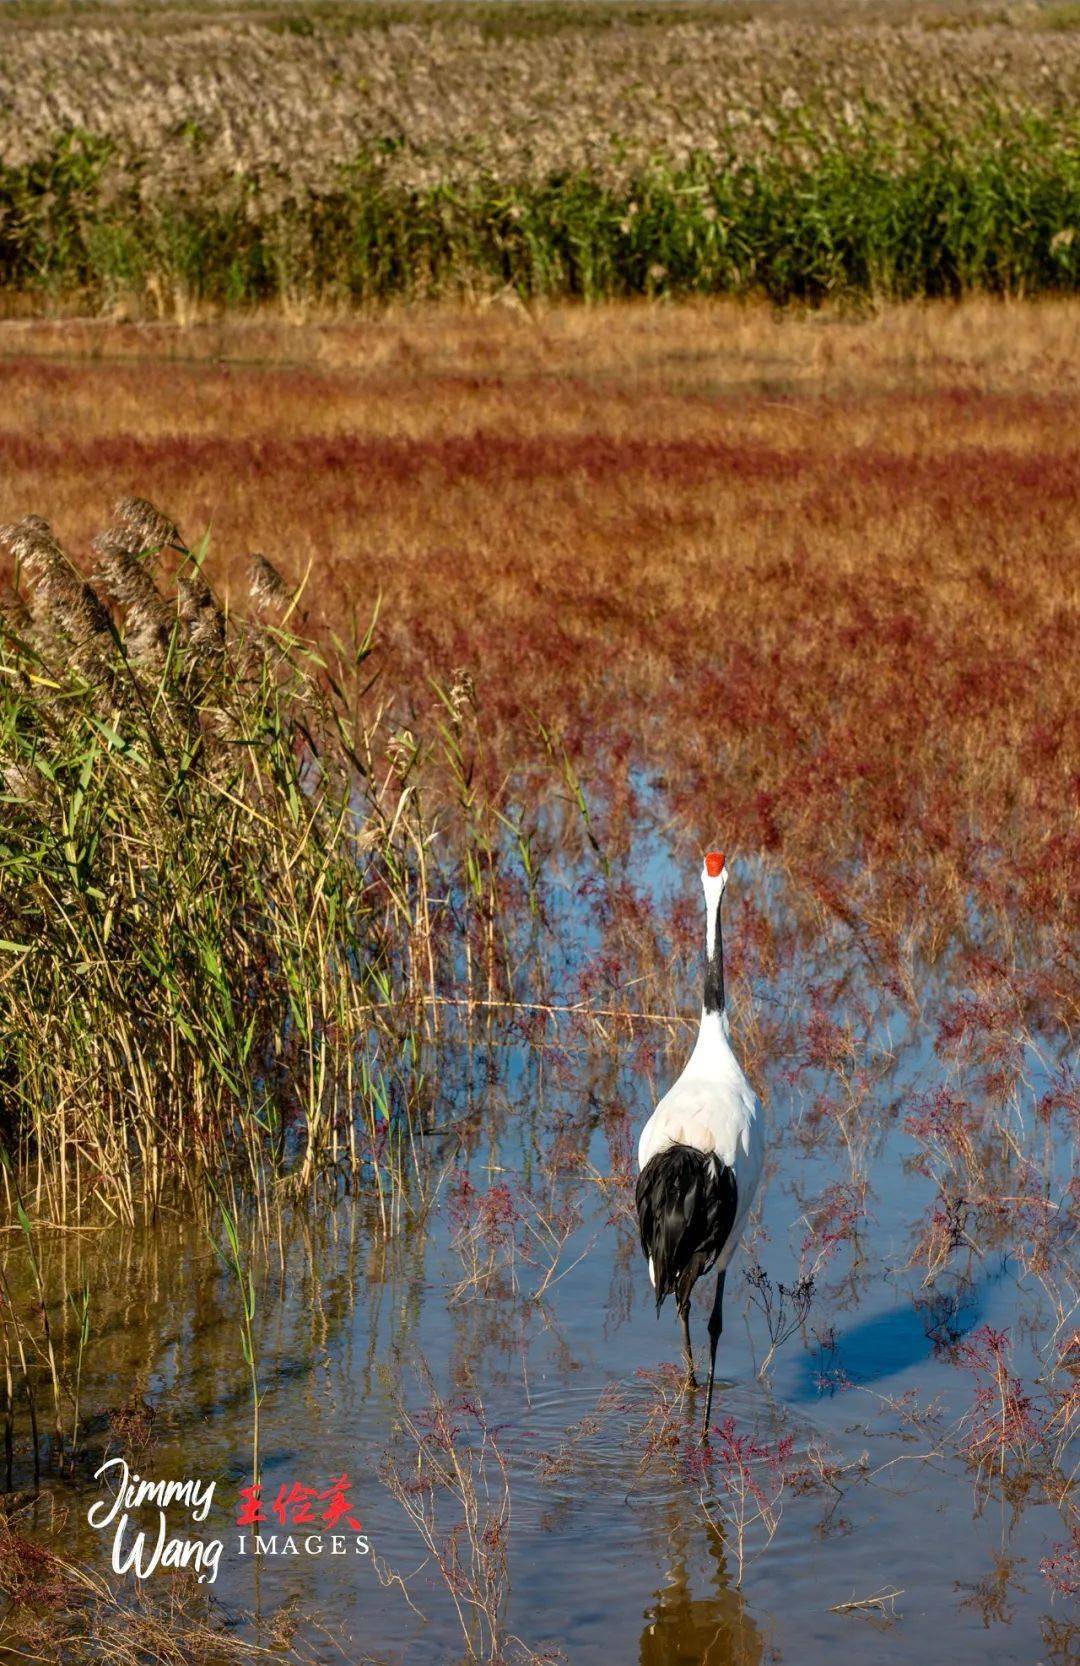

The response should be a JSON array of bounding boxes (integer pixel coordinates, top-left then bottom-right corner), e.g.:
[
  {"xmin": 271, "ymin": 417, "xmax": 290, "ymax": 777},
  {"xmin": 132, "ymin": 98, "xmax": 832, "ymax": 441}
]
[{"xmin": 2, "ymin": 298, "xmax": 1077, "ymax": 983}]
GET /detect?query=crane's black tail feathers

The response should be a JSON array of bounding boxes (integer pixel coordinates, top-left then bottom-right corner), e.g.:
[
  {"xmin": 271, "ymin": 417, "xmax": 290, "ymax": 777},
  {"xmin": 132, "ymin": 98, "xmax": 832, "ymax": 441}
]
[{"xmin": 635, "ymin": 1145, "xmax": 738, "ymax": 1316}]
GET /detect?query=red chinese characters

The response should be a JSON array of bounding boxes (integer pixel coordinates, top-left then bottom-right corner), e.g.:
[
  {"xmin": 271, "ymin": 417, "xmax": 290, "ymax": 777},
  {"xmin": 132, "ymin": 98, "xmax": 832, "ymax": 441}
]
[{"xmin": 236, "ymin": 1475, "xmax": 362, "ymax": 1531}]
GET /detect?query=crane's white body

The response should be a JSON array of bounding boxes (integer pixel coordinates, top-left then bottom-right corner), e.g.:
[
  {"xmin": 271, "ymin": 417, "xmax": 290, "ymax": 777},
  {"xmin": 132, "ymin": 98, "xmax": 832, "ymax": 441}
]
[
  {"xmin": 637, "ymin": 1008, "xmax": 764, "ymax": 1275},
  {"xmin": 636, "ymin": 860, "xmax": 764, "ymax": 1278}
]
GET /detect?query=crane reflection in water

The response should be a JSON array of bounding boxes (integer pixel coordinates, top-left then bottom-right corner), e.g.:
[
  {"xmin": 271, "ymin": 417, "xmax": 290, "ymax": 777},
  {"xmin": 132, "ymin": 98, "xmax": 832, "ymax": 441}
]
[{"xmin": 639, "ymin": 1504, "xmax": 762, "ymax": 1666}]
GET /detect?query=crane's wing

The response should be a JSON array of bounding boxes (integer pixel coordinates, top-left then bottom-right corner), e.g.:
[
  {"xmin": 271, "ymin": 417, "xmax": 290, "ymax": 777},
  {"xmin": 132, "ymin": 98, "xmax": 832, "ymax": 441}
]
[{"xmin": 635, "ymin": 1145, "xmax": 738, "ymax": 1312}]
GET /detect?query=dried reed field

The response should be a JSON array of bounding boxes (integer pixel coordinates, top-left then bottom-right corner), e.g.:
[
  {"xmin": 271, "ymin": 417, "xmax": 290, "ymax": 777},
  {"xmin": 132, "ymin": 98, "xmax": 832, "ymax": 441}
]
[
  {"xmin": 0, "ymin": 2, "xmax": 1078, "ymax": 303},
  {"xmin": 2, "ymin": 3, "xmax": 1077, "ymax": 187}
]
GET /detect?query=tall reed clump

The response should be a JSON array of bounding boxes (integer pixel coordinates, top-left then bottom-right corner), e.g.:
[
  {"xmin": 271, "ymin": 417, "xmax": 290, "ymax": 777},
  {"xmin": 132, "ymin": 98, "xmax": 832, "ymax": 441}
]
[{"xmin": 0, "ymin": 500, "xmax": 528, "ymax": 1224}]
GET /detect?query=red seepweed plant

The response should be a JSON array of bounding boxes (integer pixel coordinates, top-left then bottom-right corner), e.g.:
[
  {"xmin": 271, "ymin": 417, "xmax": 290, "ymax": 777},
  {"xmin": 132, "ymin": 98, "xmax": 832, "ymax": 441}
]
[
  {"xmin": 955, "ymin": 1326, "xmax": 1047, "ymax": 1486},
  {"xmin": 695, "ymin": 1417, "xmax": 798, "ymax": 1586}
]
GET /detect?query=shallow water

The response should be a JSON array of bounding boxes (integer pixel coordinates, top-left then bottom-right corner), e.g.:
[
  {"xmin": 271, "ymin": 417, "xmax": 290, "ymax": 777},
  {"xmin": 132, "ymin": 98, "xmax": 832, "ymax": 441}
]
[{"xmin": 2, "ymin": 844, "xmax": 1075, "ymax": 1665}]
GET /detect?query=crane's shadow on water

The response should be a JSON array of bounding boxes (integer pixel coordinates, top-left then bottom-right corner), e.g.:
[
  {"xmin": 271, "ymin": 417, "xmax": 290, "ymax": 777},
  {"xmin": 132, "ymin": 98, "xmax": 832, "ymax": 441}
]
[{"xmin": 788, "ymin": 1259, "xmax": 1012, "ymax": 1401}]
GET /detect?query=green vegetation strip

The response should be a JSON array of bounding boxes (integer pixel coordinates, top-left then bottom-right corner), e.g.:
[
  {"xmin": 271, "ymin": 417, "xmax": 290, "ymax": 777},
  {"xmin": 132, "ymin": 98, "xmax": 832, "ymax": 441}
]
[{"xmin": 2, "ymin": 122, "xmax": 1078, "ymax": 306}]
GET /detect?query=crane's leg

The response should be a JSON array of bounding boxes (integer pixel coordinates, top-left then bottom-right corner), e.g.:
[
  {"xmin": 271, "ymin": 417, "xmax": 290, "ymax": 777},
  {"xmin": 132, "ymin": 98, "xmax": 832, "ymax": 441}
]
[
  {"xmin": 701, "ymin": 1269, "xmax": 726, "ymax": 1442},
  {"xmin": 680, "ymin": 1302, "xmax": 697, "ymax": 1387}
]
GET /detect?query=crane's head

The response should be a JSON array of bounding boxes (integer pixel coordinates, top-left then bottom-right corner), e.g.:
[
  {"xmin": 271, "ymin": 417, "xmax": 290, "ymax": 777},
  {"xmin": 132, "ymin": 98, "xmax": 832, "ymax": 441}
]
[{"xmin": 702, "ymin": 849, "xmax": 728, "ymax": 896}]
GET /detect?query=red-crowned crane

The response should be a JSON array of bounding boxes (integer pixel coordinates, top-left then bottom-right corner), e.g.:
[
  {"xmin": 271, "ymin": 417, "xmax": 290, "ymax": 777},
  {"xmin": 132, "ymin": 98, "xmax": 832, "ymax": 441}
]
[{"xmin": 635, "ymin": 851, "xmax": 765, "ymax": 1440}]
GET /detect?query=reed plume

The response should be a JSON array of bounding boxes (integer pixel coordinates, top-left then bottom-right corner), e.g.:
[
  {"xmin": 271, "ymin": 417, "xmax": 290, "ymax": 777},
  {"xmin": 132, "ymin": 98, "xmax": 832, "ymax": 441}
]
[
  {"xmin": 91, "ymin": 531, "xmax": 172, "ymax": 664},
  {"xmin": 3, "ymin": 518, "xmax": 113, "ymax": 667},
  {"xmin": 248, "ymin": 552, "xmax": 291, "ymax": 614},
  {"xmin": 177, "ymin": 572, "xmax": 226, "ymax": 656},
  {"xmin": 113, "ymin": 495, "xmax": 184, "ymax": 554}
]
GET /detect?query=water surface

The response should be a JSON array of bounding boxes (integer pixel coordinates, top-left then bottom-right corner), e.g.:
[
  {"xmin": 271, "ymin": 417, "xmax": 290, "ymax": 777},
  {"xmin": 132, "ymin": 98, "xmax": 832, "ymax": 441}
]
[{"xmin": 3, "ymin": 843, "xmax": 1075, "ymax": 1665}]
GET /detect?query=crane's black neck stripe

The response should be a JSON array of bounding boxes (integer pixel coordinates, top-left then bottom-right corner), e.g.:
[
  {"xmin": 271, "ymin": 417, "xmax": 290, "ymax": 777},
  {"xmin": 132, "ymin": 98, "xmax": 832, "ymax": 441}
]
[{"xmin": 704, "ymin": 897, "xmax": 725, "ymax": 1016}]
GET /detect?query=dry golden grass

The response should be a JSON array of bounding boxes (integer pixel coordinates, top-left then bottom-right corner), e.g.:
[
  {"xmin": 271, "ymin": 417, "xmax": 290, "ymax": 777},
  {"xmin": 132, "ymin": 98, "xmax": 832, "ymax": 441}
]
[{"xmin": 2, "ymin": 297, "xmax": 1078, "ymax": 987}]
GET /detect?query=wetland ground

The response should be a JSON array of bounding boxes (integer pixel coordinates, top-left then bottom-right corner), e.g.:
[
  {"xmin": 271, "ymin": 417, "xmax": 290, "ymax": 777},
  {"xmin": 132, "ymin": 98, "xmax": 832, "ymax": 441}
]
[{"xmin": 0, "ymin": 296, "xmax": 1077, "ymax": 1662}]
